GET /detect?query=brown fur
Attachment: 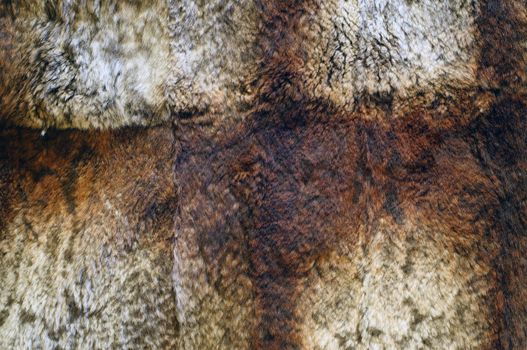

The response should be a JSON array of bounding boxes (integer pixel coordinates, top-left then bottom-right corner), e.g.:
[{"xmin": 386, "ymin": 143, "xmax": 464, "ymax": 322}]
[{"xmin": 1, "ymin": 0, "xmax": 526, "ymax": 349}]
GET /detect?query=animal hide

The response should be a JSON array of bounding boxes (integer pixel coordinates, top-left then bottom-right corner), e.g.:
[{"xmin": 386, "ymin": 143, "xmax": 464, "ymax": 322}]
[{"xmin": 0, "ymin": 0, "xmax": 526, "ymax": 349}]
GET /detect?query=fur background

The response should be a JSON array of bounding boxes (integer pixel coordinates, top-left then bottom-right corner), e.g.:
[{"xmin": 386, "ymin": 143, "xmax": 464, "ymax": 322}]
[{"xmin": 0, "ymin": 0, "xmax": 526, "ymax": 349}]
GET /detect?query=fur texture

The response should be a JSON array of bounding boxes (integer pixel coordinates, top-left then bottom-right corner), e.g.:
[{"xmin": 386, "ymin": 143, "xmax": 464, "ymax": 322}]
[
  {"xmin": 1, "ymin": 0, "xmax": 526, "ymax": 349},
  {"xmin": 0, "ymin": 0, "xmax": 261, "ymax": 128}
]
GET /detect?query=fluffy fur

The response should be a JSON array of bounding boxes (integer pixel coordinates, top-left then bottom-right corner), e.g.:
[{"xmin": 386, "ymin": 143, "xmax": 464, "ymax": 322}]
[
  {"xmin": 0, "ymin": 0, "xmax": 261, "ymax": 128},
  {"xmin": 0, "ymin": 0, "xmax": 526, "ymax": 349}
]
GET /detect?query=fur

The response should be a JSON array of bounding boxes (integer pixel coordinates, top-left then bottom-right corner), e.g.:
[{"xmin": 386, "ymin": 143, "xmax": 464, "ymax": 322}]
[
  {"xmin": 0, "ymin": 0, "xmax": 261, "ymax": 128},
  {"xmin": 0, "ymin": 0, "xmax": 526, "ymax": 349}
]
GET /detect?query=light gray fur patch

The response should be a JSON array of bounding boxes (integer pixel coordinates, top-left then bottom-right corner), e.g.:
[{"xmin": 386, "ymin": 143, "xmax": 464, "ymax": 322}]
[
  {"xmin": 0, "ymin": 1, "xmax": 171, "ymax": 129},
  {"xmin": 300, "ymin": 0, "xmax": 480, "ymax": 108},
  {"xmin": 298, "ymin": 221, "xmax": 496, "ymax": 349},
  {"xmin": 166, "ymin": 0, "xmax": 262, "ymax": 119},
  {"xmin": 0, "ymin": 209, "xmax": 179, "ymax": 349},
  {"xmin": 0, "ymin": 0, "xmax": 262, "ymax": 129}
]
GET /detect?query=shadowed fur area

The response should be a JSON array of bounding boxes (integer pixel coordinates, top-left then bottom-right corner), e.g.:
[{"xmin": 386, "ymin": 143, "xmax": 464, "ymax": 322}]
[{"xmin": 1, "ymin": 0, "xmax": 526, "ymax": 349}]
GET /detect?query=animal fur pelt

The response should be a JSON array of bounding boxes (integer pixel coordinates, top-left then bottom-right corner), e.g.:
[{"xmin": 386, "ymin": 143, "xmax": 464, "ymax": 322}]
[{"xmin": 0, "ymin": 0, "xmax": 526, "ymax": 349}]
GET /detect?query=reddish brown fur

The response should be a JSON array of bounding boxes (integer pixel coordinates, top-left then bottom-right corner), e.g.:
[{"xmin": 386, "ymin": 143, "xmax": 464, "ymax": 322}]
[{"xmin": 1, "ymin": 0, "xmax": 526, "ymax": 349}]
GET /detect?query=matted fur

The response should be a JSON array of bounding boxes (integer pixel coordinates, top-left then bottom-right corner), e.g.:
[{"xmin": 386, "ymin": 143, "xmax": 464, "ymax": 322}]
[{"xmin": 0, "ymin": 0, "xmax": 526, "ymax": 349}]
